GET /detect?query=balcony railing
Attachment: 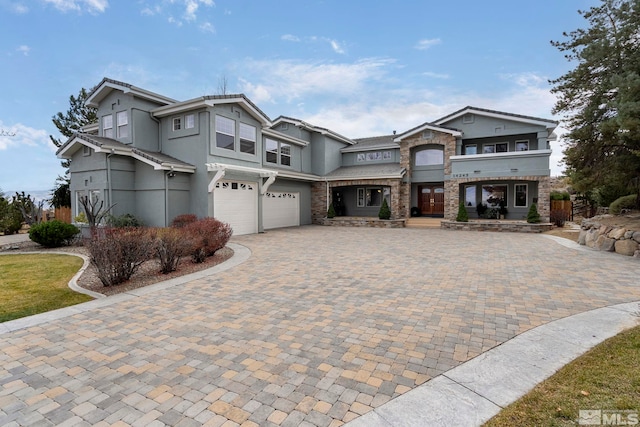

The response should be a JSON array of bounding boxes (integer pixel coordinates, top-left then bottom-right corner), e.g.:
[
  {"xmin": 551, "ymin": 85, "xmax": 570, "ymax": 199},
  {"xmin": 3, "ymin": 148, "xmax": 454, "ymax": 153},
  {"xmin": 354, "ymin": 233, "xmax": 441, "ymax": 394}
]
[{"xmin": 450, "ymin": 149, "xmax": 551, "ymax": 178}]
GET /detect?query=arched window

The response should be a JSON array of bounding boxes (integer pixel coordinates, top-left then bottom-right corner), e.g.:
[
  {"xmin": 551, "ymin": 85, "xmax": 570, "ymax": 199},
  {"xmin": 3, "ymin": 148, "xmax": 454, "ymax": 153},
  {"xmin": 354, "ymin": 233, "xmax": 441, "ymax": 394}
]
[{"xmin": 415, "ymin": 148, "xmax": 444, "ymax": 166}]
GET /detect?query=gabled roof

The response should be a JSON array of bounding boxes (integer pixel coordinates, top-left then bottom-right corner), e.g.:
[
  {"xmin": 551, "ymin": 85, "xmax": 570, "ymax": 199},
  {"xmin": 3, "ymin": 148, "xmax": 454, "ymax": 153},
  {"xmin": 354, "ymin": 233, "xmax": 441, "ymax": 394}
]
[
  {"xmin": 272, "ymin": 116, "xmax": 356, "ymax": 145},
  {"xmin": 86, "ymin": 77, "xmax": 177, "ymax": 108},
  {"xmin": 324, "ymin": 163, "xmax": 406, "ymax": 181},
  {"xmin": 56, "ymin": 134, "xmax": 196, "ymax": 173},
  {"xmin": 435, "ymin": 106, "xmax": 559, "ymax": 129},
  {"xmin": 343, "ymin": 135, "xmax": 399, "ymax": 153},
  {"xmin": 392, "ymin": 122, "xmax": 462, "ymax": 142},
  {"xmin": 152, "ymin": 94, "xmax": 272, "ymax": 126}
]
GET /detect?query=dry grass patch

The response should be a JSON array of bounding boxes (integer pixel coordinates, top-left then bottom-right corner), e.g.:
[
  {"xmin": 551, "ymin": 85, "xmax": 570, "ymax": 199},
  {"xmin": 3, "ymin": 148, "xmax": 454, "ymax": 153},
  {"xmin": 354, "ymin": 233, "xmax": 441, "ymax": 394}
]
[
  {"xmin": 484, "ymin": 324, "xmax": 640, "ymax": 426},
  {"xmin": 0, "ymin": 254, "xmax": 92, "ymax": 322}
]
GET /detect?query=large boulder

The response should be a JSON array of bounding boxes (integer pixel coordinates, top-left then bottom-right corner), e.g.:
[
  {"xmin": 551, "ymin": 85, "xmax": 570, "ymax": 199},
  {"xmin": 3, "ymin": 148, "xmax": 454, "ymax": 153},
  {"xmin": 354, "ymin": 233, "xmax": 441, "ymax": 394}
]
[
  {"xmin": 633, "ymin": 231, "xmax": 640, "ymax": 244},
  {"xmin": 615, "ymin": 239, "xmax": 639, "ymax": 256},
  {"xmin": 584, "ymin": 228, "xmax": 599, "ymax": 248},
  {"xmin": 595, "ymin": 235, "xmax": 616, "ymax": 252},
  {"xmin": 608, "ymin": 227, "xmax": 626, "ymax": 240},
  {"xmin": 578, "ymin": 230, "xmax": 588, "ymax": 245}
]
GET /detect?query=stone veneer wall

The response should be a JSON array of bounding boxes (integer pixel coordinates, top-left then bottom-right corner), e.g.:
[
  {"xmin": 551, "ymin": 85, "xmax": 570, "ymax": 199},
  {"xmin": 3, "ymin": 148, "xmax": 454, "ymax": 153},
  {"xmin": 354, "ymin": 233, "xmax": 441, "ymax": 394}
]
[
  {"xmin": 398, "ymin": 132, "xmax": 457, "ymax": 219},
  {"xmin": 445, "ymin": 175, "xmax": 551, "ymax": 222},
  {"xmin": 311, "ymin": 179, "xmax": 402, "ymax": 224}
]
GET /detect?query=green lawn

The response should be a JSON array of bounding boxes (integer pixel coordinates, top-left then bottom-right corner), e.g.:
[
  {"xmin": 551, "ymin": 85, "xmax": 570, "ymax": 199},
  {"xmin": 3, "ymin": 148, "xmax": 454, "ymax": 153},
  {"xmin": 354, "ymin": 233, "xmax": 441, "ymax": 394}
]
[
  {"xmin": 0, "ymin": 254, "xmax": 93, "ymax": 322},
  {"xmin": 484, "ymin": 324, "xmax": 640, "ymax": 426}
]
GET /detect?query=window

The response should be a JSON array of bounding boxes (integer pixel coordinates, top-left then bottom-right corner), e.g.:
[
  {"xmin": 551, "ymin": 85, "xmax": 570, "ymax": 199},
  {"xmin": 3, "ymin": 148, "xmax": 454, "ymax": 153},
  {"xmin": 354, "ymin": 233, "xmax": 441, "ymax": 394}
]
[
  {"xmin": 172, "ymin": 117, "xmax": 182, "ymax": 131},
  {"xmin": 239, "ymin": 123, "xmax": 256, "ymax": 154},
  {"xmin": 265, "ymin": 138, "xmax": 278, "ymax": 163},
  {"xmin": 83, "ymin": 146, "xmax": 91, "ymax": 156},
  {"xmin": 102, "ymin": 115, "xmax": 113, "ymax": 138},
  {"xmin": 185, "ymin": 114, "xmax": 195, "ymax": 129},
  {"xmin": 357, "ymin": 153, "xmax": 365, "ymax": 162},
  {"xmin": 116, "ymin": 111, "xmax": 128, "ymax": 138},
  {"xmin": 462, "ymin": 113, "xmax": 474, "ymax": 124},
  {"xmin": 383, "ymin": 151, "xmax": 392, "ymax": 160},
  {"xmin": 465, "ymin": 186, "xmax": 476, "ymax": 207},
  {"xmin": 415, "ymin": 148, "xmax": 444, "ymax": 166},
  {"xmin": 482, "ymin": 185, "xmax": 507, "ymax": 207},
  {"xmin": 265, "ymin": 138, "xmax": 291, "ymax": 166},
  {"xmin": 465, "ymin": 145, "xmax": 477, "ymax": 155},
  {"xmin": 215, "ymin": 115, "xmax": 235, "ymax": 150},
  {"xmin": 515, "ymin": 184, "xmax": 528, "ymax": 207},
  {"xmin": 483, "ymin": 143, "xmax": 508, "ymax": 154},
  {"xmin": 516, "ymin": 140, "xmax": 529, "ymax": 151},
  {"xmin": 357, "ymin": 187, "xmax": 386, "ymax": 207},
  {"xmin": 366, "ymin": 151, "xmax": 382, "ymax": 161},
  {"xmin": 280, "ymin": 143, "xmax": 291, "ymax": 166}
]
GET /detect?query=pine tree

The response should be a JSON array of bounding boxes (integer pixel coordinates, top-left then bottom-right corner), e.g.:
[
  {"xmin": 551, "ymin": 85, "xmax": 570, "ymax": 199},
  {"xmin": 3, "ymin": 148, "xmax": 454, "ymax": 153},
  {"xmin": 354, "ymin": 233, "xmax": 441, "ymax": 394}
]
[
  {"xmin": 550, "ymin": 0, "xmax": 640, "ymax": 199},
  {"xmin": 378, "ymin": 198, "xmax": 391, "ymax": 220},
  {"xmin": 527, "ymin": 203, "xmax": 541, "ymax": 223},
  {"xmin": 456, "ymin": 202, "xmax": 469, "ymax": 222}
]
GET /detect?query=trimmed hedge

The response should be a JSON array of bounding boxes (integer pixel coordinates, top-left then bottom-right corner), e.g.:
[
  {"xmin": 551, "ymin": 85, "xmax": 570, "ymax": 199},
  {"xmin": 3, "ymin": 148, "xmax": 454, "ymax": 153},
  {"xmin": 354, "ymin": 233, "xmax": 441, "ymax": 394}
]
[{"xmin": 609, "ymin": 194, "xmax": 638, "ymax": 215}]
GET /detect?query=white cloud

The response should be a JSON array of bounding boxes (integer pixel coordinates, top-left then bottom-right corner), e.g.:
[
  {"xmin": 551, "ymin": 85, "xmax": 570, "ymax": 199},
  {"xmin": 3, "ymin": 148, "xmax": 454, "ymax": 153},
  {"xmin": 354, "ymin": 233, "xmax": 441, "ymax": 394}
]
[
  {"xmin": 422, "ymin": 71, "xmax": 449, "ymax": 79},
  {"xmin": 281, "ymin": 34, "xmax": 300, "ymax": 42},
  {"xmin": 280, "ymin": 35, "xmax": 347, "ymax": 54},
  {"xmin": 238, "ymin": 58, "xmax": 395, "ymax": 103},
  {"xmin": 329, "ymin": 39, "xmax": 345, "ymax": 55},
  {"xmin": 16, "ymin": 45, "xmax": 30, "ymax": 56},
  {"xmin": 0, "ymin": 122, "xmax": 49, "ymax": 151},
  {"xmin": 8, "ymin": 2, "xmax": 29, "ymax": 13},
  {"xmin": 199, "ymin": 21, "xmax": 215, "ymax": 33},
  {"xmin": 144, "ymin": 0, "xmax": 215, "ymax": 26},
  {"xmin": 415, "ymin": 38, "xmax": 441, "ymax": 50},
  {"xmin": 42, "ymin": 0, "xmax": 108, "ymax": 13}
]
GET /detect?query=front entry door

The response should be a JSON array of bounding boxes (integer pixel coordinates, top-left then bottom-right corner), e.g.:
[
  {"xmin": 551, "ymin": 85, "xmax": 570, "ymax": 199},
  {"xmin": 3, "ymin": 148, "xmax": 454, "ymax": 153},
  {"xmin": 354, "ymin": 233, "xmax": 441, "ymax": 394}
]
[{"xmin": 418, "ymin": 185, "xmax": 445, "ymax": 216}]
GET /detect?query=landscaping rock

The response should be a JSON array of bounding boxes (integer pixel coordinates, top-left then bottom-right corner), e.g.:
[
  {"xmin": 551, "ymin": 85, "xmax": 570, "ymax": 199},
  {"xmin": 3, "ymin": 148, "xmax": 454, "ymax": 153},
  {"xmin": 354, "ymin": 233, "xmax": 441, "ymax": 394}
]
[
  {"xmin": 615, "ymin": 239, "xmax": 639, "ymax": 256},
  {"xmin": 624, "ymin": 230, "xmax": 635, "ymax": 239},
  {"xmin": 635, "ymin": 250, "xmax": 640, "ymax": 258},
  {"xmin": 595, "ymin": 235, "xmax": 616, "ymax": 252},
  {"xmin": 584, "ymin": 228, "xmax": 598, "ymax": 248},
  {"xmin": 578, "ymin": 230, "xmax": 587, "ymax": 245},
  {"xmin": 633, "ymin": 231, "xmax": 640, "ymax": 244},
  {"xmin": 608, "ymin": 228, "xmax": 626, "ymax": 240}
]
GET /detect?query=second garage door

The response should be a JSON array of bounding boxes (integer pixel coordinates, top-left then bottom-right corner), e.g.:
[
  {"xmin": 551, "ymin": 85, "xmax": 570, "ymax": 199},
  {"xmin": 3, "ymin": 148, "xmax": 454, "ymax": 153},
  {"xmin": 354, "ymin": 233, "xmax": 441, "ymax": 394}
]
[
  {"xmin": 263, "ymin": 191, "xmax": 300, "ymax": 230},
  {"xmin": 213, "ymin": 180, "xmax": 258, "ymax": 236}
]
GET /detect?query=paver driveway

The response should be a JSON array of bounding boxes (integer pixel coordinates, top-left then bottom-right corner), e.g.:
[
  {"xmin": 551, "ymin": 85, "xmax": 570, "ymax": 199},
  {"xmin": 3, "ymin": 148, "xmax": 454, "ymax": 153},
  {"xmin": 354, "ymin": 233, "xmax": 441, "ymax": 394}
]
[{"xmin": 1, "ymin": 226, "xmax": 640, "ymax": 426}]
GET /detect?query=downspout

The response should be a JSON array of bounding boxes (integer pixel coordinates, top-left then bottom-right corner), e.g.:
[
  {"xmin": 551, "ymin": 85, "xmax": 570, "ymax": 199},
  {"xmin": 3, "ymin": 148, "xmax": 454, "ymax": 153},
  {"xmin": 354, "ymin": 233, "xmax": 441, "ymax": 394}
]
[
  {"xmin": 147, "ymin": 111, "xmax": 161, "ymax": 152},
  {"xmin": 164, "ymin": 170, "xmax": 170, "ymax": 227},
  {"xmin": 106, "ymin": 150, "xmax": 114, "ymax": 210}
]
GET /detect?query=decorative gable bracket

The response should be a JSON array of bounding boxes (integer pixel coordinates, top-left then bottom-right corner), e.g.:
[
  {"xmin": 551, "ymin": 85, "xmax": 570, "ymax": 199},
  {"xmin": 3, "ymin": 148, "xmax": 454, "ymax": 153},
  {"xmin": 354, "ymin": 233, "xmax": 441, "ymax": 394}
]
[{"xmin": 206, "ymin": 163, "xmax": 278, "ymax": 194}]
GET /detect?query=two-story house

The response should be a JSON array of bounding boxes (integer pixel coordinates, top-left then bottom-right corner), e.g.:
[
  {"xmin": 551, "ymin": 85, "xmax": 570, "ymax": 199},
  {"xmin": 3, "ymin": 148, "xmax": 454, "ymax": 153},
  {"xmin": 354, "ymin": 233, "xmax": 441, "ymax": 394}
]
[{"xmin": 57, "ymin": 78, "xmax": 558, "ymax": 235}]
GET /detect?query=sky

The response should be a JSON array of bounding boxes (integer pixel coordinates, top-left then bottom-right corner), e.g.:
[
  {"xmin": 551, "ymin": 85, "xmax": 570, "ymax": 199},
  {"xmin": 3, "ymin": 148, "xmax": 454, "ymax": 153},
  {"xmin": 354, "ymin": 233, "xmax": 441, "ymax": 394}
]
[{"xmin": 0, "ymin": 0, "xmax": 598, "ymax": 199}]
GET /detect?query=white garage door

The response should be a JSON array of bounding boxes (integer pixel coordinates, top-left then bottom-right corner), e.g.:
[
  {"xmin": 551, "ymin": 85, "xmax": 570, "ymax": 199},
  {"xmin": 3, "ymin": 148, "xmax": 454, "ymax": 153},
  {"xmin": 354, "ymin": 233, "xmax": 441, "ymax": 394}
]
[
  {"xmin": 263, "ymin": 192, "xmax": 300, "ymax": 230},
  {"xmin": 213, "ymin": 180, "xmax": 258, "ymax": 235}
]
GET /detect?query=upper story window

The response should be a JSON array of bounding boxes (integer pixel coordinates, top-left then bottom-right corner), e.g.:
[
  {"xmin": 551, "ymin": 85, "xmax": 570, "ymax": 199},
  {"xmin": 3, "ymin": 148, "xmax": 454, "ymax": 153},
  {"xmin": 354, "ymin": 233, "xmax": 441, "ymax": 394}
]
[
  {"xmin": 356, "ymin": 151, "xmax": 392, "ymax": 162},
  {"xmin": 265, "ymin": 138, "xmax": 291, "ymax": 166},
  {"xmin": 215, "ymin": 115, "xmax": 235, "ymax": 150},
  {"xmin": 185, "ymin": 114, "xmax": 195, "ymax": 129},
  {"xmin": 415, "ymin": 148, "xmax": 444, "ymax": 166},
  {"xmin": 465, "ymin": 144, "xmax": 477, "ymax": 155},
  {"xmin": 173, "ymin": 117, "xmax": 182, "ymax": 131},
  {"xmin": 117, "ymin": 111, "xmax": 129, "ymax": 138},
  {"xmin": 102, "ymin": 115, "xmax": 113, "ymax": 138},
  {"xmin": 483, "ymin": 142, "xmax": 508, "ymax": 154},
  {"xmin": 516, "ymin": 140, "xmax": 529, "ymax": 151},
  {"xmin": 239, "ymin": 123, "xmax": 256, "ymax": 154}
]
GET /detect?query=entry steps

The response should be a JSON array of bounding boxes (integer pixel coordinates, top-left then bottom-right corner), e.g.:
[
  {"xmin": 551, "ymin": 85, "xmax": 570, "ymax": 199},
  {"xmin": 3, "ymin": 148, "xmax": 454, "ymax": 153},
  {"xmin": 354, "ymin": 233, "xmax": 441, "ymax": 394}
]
[{"xmin": 405, "ymin": 217, "xmax": 442, "ymax": 228}]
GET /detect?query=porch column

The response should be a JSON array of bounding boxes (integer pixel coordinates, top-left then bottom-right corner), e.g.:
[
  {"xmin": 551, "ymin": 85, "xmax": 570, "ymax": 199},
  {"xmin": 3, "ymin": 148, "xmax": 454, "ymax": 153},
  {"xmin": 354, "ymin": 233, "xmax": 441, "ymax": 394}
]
[{"xmin": 537, "ymin": 176, "xmax": 551, "ymax": 222}]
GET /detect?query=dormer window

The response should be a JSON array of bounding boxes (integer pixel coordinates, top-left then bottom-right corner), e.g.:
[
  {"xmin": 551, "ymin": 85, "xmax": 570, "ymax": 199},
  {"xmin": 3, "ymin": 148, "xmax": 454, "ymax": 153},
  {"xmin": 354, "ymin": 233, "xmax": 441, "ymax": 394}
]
[
  {"xmin": 117, "ymin": 111, "xmax": 128, "ymax": 138},
  {"xmin": 265, "ymin": 138, "xmax": 291, "ymax": 166},
  {"xmin": 102, "ymin": 115, "xmax": 113, "ymax": 138}
]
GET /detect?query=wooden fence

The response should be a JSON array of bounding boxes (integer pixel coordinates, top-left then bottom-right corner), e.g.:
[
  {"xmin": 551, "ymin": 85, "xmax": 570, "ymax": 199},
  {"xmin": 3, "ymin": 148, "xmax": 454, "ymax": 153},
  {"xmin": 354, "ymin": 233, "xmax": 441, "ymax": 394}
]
[
  {"xmin": 54, "ymin": 207, "xmax": 72, "ymax": 223},
  {"xmin": 551, "ymin": 200, "xmax": 573, "ymax": 221}
]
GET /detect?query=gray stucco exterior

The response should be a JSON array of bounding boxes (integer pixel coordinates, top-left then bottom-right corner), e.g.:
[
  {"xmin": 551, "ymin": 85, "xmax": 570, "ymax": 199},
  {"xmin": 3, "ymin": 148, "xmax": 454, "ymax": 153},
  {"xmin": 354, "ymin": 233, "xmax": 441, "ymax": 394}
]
[{"xmin": 57, "ymin": 78, "xmax": 558, "ymax": 234}]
